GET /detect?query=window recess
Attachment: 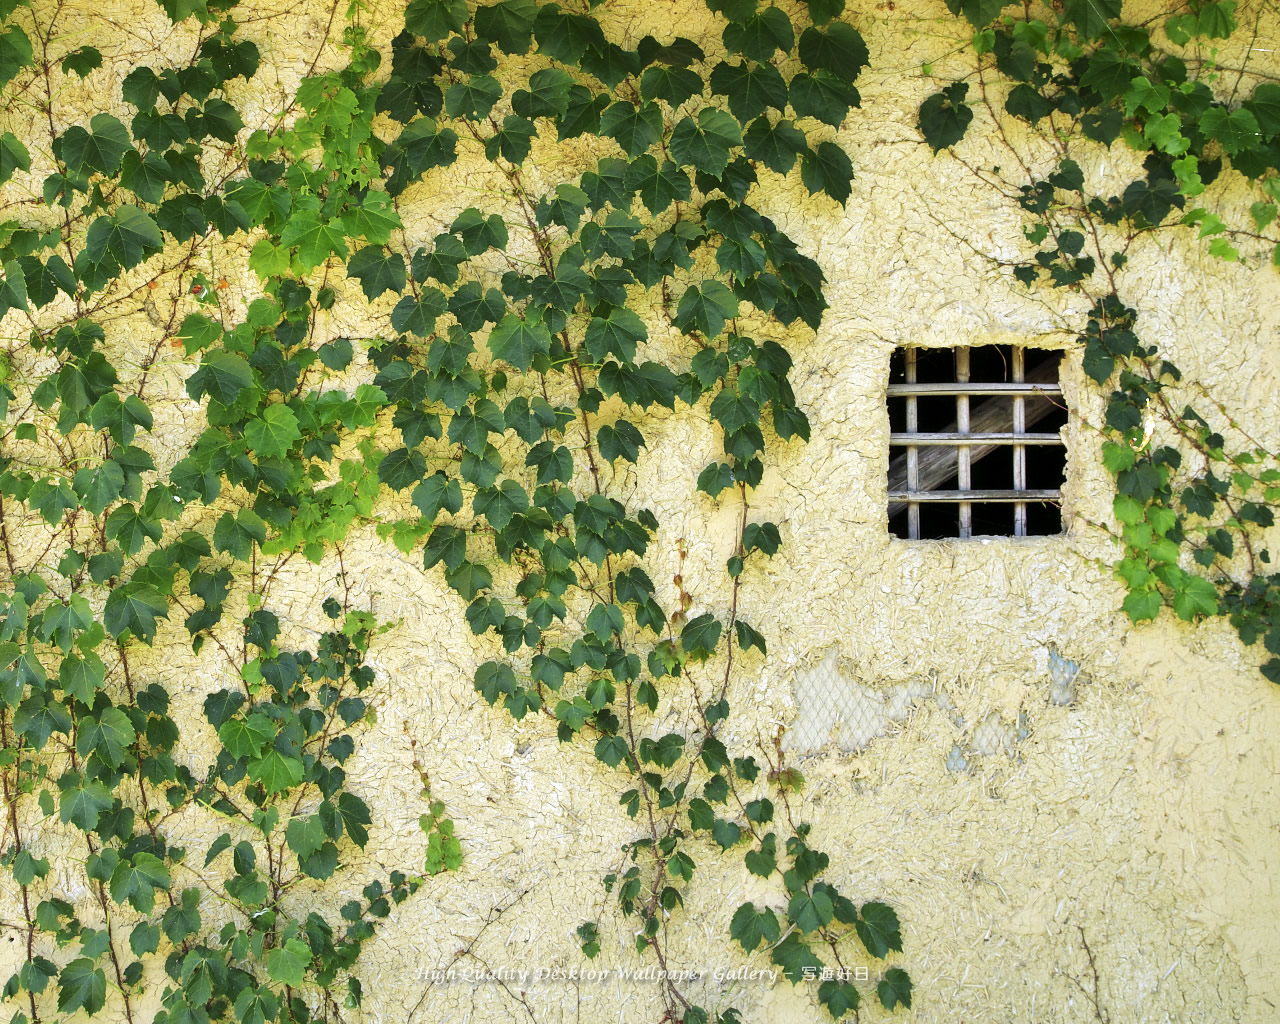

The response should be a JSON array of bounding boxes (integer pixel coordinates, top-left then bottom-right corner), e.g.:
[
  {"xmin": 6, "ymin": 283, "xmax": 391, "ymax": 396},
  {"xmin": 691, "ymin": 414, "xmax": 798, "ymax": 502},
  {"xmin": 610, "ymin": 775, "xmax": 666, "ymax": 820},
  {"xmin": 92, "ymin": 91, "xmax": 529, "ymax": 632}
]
[{"xmin": 887, "ymin": 345, "xmax": 1068, "ymax": 539}]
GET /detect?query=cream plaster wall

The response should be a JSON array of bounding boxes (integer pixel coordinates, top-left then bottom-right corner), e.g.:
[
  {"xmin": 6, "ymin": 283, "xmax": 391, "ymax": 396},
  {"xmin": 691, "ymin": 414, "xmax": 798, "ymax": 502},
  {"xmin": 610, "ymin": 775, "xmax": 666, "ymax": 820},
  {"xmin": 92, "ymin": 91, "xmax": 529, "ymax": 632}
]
[{"xmin": 1, "ymin": 1, "xmax": 1278, "ymax": 1023}]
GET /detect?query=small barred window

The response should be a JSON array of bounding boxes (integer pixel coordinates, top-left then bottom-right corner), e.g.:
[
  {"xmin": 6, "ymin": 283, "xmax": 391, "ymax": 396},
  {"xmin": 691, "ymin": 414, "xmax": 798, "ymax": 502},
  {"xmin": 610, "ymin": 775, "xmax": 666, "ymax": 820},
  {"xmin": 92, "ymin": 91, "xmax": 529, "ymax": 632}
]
[{"xmin": 887, "ymin": 345, "xmax": 1068, "ymax": 539}]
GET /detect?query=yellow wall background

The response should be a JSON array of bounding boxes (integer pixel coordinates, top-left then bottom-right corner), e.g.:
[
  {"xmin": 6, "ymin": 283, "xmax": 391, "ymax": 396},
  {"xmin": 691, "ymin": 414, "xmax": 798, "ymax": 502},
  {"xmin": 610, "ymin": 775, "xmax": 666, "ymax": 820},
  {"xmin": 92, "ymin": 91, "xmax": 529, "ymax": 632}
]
[{"xmin": 1, "ymin": 1, "xmax": 1278, "ymax": 1022}]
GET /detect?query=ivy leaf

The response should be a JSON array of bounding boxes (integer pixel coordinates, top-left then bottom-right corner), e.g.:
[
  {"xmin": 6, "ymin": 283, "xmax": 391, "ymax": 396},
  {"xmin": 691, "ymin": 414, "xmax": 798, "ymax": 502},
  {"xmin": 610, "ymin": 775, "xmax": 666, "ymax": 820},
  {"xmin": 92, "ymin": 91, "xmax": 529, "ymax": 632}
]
[
  {"xmin": 744, "ymin": 116, "xmax": 806, "ymax": 174},
  {"xmin": 378, "ymin": 447, "xmax": 427, "ymax": 490},
  {"xmin": 474, "ymin": 480, "xmax": 529, "ymax": 530},
  {"xmin": 452, "ymin": 207, "xmax": 509, "ymax": 254},
  {"xmin": 674, "ymin": 281, "xmax": 739, "ymax": 338},
  {"xmin": 248, "ymin": 750, "xmax": 305, "ymax": 795},
  {"xmin": 412, "ymin": 472, "xmax": 462, "ymax": 521},
  {"xmin": 445, "ymin": 74, "xmax": 503, "ymax": 120},
  {"xmin": 475, "ymin": 0, "xmax": 539, "ymax": 54},
  {"xmin": 488, "ymin": 312, "xmax": 552, "ymax": 371},
  {"xmin": 58, "ymin": 113, "xmax": 131, "ymax": 177},
  {"xmin": 108, "ymin": 852, "xmax": 170, "ymax": 913},
  {"xmin": 1200, "ymin": 106, "xmax": 1261, "ymax": 156},
  {"xmin": 798, "ymin": 23, "xmax": 868, "ymax": 83},
  {"xmin": 382, "ymin": 118, "xmax": 458, "ymax": 194},
  {"xmin": 599, "ymin": 100, "xmax": 663, "ymax": 157},
  {"xmin": 856, "ymin": 901, "xmax": 904, "ymax": 958},
  {"xmin": 0, "ymin": 131, "xmax": 29, "ymax": 186},
  {"xmin": 338, "ymin": 792, "xmax": 372, "ymax": 847},
  {"xmin": 625, "ymin": 155, "xmax": 691, "ymax": 215},
  {"xmin": 820, "ymin": 980, "xmax": 861, "ymax": 1018},
  {"xmin": 681, "ymin": 613, "xmax": 723, "ymax": 661},
  {"xmin": 558, "ymin": 85, "xmax": 611, "ymax": 140},
  {"xmin": 878, "ymin": 967, "xmax": 913, "ymax": 1010},
  {"xmin": 484, "ymin": 114, "xmax": 538, "ymax": 164},
  {"xmin": 585, "ymin": 306, "xmax": 647, "ymax": 364},
  {"xmin": 0, "ymin": 25, "xmax": 31, "ymax": 88},
  {"xmin": 1172, "ymin": 575, "xmax": 1219, "ymax": 620},
  {"xmin": 281, "ymin": 210, "xmax": 348, "ymax": 271},
  {"xmin": 1062, "ymin": 0, "xmax": 1121, "ymax": 39},
  {"xmin": 342, "ymin": 191, "xmax": 402, "ymax": 244},
  {"xmin": 1005, "ymin": 83, "xmax": 1053, "ymax": 123},
  {"xmin": 187, "ymin": 350, "xmax": 254, "ymax": 406},
  {"xmin": 449, "ymin": 282, "xmax": 505, "ymax": 330},
  {"xmin": 346, "ymin": 245, "xmax": 406, "ymax": 300},
  {"xmin": 59, "ymin": 652, "xmax": 106, "ymax": 703},
  {"xmin": 406, "ymin": 0, "xmax": 467, "ymax": 39},
  {"xmin": 265, "ymin": 937, "xmax": 312, "ymax": 988},
  {"xmin": 103, "ymin": 583, "xmax": 168, "ymax": 642},
  {"xmin": 670, "ymin": 107, "xmax": 743, "ymax": 177},
  {"xmin": 919, "ymin": 82, "xmax": 973, "ymax": 152},
  {"xmin": 14, "ymin": 692, "xmax": 71, "ymax": 750},
  {"xmin": 771, "ymin": 932, "xmax": 824, "ymax": 983},
  {"xmin": 533, "ymin": 3, "xmax": 605, "ymax": 64},
  {"xmin": 640, "ymin": 65, "xmax": 703, "ymax": 108},
  {"xmin": 73, "ymin": 460, "xmax": 126, "ymax": 516},
  {"xmin": 723, "ymin": 6, "xmax": 794, "ymax": 61},
  {"xmin": 391, "ymin": 290, "xmax": 445, "ymax": 341},
  {"xmin": 218, "ymin": 713, "xmax": 275, "ymax": 759},
  {"xmin": 788, "ymin": 888, "xmax": 834, "ymax": 933},
  {"xmin": 84, "ymin": 206, "xmax": 163, "ymax": 271},
  {"xmin": 245, "ymin": 404, "xmax": 301, "ymax": 460},
  {"xmin": 57, "ymin": 959, "xmax": 107, "ymax": 1017},
  {"xmin": 446, "ymin": 560, "xmax": 493, "ymax": 601},
  {"xmin": 76, "ymin": 707, "xmax": 136, "ymax": 767},
  {"xmin": 582, "ymin": 209, "xmax": 642, "ymax": 259},
  {"xmin": 61, "ymin": 45, "xmax": 102, "ymax": 78},
  {"xmin": 1246, "ymin": 84, "xmax": 1280, "ymax": 139},
  {"xmin": 105, "ymin": 504, "xmax": 162, "ymax": 555},
  {"xmin": 943, "ymin": 0, "xmax": 1010, "ymax": 26},
  {"xmin": 730, "ymin": 903, "xmax": 780, "ymax": 953},
  {"xmin": 60, "ymin": 778, "xmax": 114, "ymax": 831},
  {"xmin": 710, "ymin": 60, "xmax": 787, "ymax": 122},
  {"xmin": 805, "ymin": 0, "xmax": 845, "ymax": 24},
  {"xmin": 788, "ymin": 71, "xmax": 857, "ymax": 126}
]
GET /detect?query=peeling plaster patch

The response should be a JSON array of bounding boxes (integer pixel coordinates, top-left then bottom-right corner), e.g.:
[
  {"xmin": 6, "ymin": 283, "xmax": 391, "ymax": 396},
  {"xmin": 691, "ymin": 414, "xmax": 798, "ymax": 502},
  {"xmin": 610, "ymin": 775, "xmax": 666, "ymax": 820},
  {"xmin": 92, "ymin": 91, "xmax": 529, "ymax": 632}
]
[
  {"xmin": 1048, "ymin": 646, "xmax": 1084, "ymax": 705},
  {"xmin": 781, "ymin": 650, "xmax": 936, "ymax": 754}
]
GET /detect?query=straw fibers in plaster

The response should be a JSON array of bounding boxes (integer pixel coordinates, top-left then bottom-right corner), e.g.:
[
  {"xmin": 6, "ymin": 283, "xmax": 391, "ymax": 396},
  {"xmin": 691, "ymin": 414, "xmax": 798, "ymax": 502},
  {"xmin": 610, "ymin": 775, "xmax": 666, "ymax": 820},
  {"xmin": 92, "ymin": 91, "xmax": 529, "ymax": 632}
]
[{"xmin": 0, "ymin": 1, "xmax": 1277, "ymax": 1023}]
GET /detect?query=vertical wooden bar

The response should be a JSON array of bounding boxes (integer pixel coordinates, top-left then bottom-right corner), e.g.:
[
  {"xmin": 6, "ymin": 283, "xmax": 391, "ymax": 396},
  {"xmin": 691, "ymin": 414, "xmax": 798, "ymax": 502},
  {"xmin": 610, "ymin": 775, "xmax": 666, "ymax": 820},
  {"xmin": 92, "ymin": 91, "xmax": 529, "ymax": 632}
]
[
  {"xmin": 905, "ymin": 349, "xmax": 920, "ymax": 539},
  {"xmin": 1013, "ymin": 347, "xmax": 1027, "ymax": 537},
  {"xmin": 956, "ymin": 346, "xmax": 971, "ymax": 538}
]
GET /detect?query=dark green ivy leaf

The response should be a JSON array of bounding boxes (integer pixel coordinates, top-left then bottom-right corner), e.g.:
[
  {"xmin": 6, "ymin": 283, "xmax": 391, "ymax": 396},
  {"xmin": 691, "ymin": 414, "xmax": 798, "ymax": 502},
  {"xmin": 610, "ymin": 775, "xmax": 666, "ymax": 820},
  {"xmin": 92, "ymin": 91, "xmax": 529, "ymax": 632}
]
[
  {"xmin": 798, "ymin": 23, "xmax": 868, "ymax": 83},
  {"xmin": 674, "ymin": 281, "xmax": 739, "ymax": 338},
  {"xmin": 723, "ymin": 6, "xmax": 794, "ymax": 61},
  {"xmin": 710, "ymin": 60, "xmax": 788, "ymax": 122},
  {"xmin": 670, "ymin": 107, "xmax": 743, "ymax": 177},
  {"xmin": 475, "ymin": 0, "xmax": 539, "ymax": 54},
  {"xmin": 405, "ymin": 0, "xmax": 468, "ymax": 40},
  {"xmin": 599, "ymin": 100, "xmax": 664, "ymax": 157},
  {"xmin": 103, "ymin": 583, "xmax": 168, "ymax": 643},
  {"xmin": 57, "ymin": 113, "xmax": 131, "ymax": 177},
  {"xmin": 61, "ymin": 46, "xmax": 102, "ymax": 78},
  {"xmin": 789, "ymin": 71, "xmax": 858, "ymax": 126},
  {"xmin": 919, "ymin": 82, "xmax": 973, "ymax": 152},
  {"xmin": 346, "ymin": 245, "xmax": 407, "ymax": 300},
  {"xmin": 1062, "ymin": 0, "xmax": 1121, "ymax": 39},
  {"xmin": 743, "ymin": 116, "xmax": 806, "ymax": 174}
]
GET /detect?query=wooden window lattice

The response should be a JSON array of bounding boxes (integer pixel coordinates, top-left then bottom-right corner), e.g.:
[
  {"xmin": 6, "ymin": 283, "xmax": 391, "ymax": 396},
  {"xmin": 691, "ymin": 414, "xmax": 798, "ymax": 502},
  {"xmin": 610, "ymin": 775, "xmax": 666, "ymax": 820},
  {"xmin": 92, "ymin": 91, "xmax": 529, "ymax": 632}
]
[{"xmin": 887, "ymin": 345, "xmax": 1066, "ymax": 539}]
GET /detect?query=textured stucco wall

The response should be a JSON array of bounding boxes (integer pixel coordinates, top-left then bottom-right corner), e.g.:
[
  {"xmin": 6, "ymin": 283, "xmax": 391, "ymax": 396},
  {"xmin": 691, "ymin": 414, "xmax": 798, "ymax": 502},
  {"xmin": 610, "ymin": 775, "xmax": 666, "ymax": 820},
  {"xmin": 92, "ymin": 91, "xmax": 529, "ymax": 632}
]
[{"xmin": 2, "ymin": 1, "xmax": 1279, "ymax": 1023}]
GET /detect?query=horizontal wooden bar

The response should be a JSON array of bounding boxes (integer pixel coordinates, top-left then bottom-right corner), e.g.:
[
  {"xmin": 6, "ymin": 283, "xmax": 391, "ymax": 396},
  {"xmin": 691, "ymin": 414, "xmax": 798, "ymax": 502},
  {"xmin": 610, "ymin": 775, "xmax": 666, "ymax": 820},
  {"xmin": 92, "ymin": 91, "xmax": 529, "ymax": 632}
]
[
  {"xmin": 888, "ymin": 489, "xmax": 1061, "ymax": 502},
  {"xmin": 887, "ymin": 383, "xmax": 1062, "ymax": 397},
  {"xmin": 890, "ymin": 432, "xmax": 1062, "ymax": 446}
]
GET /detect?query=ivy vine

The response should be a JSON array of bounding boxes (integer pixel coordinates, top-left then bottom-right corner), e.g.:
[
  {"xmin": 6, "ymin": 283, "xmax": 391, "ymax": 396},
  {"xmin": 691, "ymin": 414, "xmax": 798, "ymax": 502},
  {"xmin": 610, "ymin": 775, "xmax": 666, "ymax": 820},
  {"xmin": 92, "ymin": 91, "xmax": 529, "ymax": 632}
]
[
  {"xmin": 921, "ymin": 0, "xmax": 1280, "ymax": 684},
  {"xmin": 0, "ymin": 1, "xmax": 912, "ymax": 1023}
]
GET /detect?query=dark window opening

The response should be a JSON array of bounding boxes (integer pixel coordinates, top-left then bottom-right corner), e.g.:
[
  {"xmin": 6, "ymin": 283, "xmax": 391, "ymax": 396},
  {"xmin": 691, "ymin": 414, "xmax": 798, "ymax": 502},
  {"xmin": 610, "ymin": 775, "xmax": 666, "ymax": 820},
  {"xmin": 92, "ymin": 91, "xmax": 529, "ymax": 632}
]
[{"xmin": 887, "ymin": 345, "xmax": 1068, "ymax": 539}]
